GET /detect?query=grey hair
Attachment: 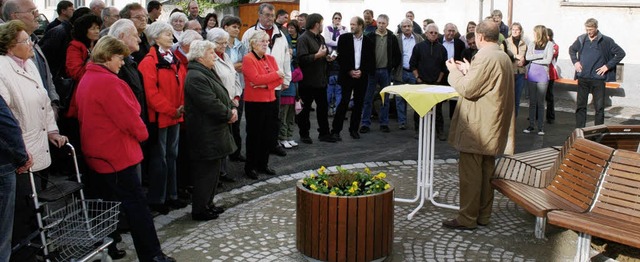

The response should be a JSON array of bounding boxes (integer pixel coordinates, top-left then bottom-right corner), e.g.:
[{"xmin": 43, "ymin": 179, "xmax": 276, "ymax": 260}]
[
  {"xmin": 169, "ymin": 12, "xmax": 188, "ymax": 23},
  {"xmin": 89, "ymin": 0, "xmax": 105, "ymax": 9},
  {"xmin": 145, "ymin": 21, "xmax": 173, "ymax": 45},
  {"xmin": 2, "ymin": 0, "xmax": 20, "ymax": 21},
  {"xmin": 206, "ymin": 27, "xmax": 229, "ymax": 43},
  {"xmin": 401, "ymin": 18, "xmax": 412, "ymax": 26},
  {"xmin": 377, "ymin": 14, "xmax": 389, "ymax": 23},
  {"xmin": 101, "ymin": 6, "xmax": 117, "ymax": 19},
  {"xmin": 248, "ymin": 30, "xmax": 268, "ymax": 51},
  {"xmin": 444, "ymin": 23, "xmax": 458, "ymax": 33},
  {"xmin": 179, "ymin": 29, "xmax": 203, "ymax": 46},
  {"xmin": 187, "ymin": 40, "xmax": 216, "ymax": 61},
  {"xmin": 426, "ymin": 23, "xmax": 439, "ymax": 33},
  {"xmin": 258, "ymin": 3, "xmax": 274, "ymax": 15},
  {"xmin": 108, "ymin": 19, "xmax": 136, "ymax": 39}
]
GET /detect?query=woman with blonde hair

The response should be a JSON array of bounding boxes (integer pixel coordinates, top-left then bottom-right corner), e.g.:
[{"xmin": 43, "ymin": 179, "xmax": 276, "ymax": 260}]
[
  {"xmin": 524, "ymin": 25, "xmax": 554, "ymax": 136},
  {"xmin": 505, "ymin": 22, "xmax": 527, "ymax": 116}
]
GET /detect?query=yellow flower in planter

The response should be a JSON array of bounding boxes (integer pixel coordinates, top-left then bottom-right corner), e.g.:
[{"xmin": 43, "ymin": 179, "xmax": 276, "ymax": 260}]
[{"xmin": 302, "ymin": 166, "xmax": 391, "ymax": 196}]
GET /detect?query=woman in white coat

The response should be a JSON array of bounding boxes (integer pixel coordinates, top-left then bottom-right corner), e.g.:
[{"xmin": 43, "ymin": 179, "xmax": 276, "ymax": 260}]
[{"xmin": 0, "ymin": 20, "xmax": 67, "ymax": 257}]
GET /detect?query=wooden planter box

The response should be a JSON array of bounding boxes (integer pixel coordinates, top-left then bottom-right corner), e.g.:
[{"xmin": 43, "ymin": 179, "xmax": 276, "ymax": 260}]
[{"xmin": 296, "ymin": 181, "xmax": 394, "ymax": 262}]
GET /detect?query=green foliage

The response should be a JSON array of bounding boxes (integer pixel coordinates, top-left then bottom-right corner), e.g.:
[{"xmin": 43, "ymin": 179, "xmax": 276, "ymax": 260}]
[
  {"xmin": 176, "ymin": 0, "xmax": 241, "ymax": 13},
  {"xmin": 301, "ymin": 166, "xmax": 391, "ymax": 196}
]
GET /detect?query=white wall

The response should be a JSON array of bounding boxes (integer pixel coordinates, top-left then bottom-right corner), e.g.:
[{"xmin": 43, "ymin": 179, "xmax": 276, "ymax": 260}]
[{"xmin": 300, "ymin": 0, "xmax": 639, "ymax": 106}]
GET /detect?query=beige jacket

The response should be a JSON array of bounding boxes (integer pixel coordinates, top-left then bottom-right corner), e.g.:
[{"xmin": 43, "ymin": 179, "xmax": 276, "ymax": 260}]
[
  {"xmin": 214, "ymin": 53, "xmax": 243, "ymax": 100},
  {"xmin": 0, "ymin": 56, "xmax": 58, "ymax": 171},
  {"xmin": 505, "ymin": 36, "xmax": 528, "ymax": 74},
  {"xmin": 447, "ymin": 44, "xmax": 515, "ymax": 156}
]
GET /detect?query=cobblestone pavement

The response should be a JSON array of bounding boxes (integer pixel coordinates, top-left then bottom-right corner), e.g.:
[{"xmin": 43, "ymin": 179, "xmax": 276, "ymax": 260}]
[
  {"xmin": 116, "ymin": 161, "xmax": 623, "ymax": 261},
  {"xmin": 111, "ymin": 101, "xmax": 640, "ymax": 262}
]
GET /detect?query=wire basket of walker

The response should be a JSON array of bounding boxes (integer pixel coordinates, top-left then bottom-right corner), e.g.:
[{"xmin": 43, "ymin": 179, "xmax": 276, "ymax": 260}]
[{"xmin": 45, "ymin": 199, "xmax": 120, "ymax": 249}]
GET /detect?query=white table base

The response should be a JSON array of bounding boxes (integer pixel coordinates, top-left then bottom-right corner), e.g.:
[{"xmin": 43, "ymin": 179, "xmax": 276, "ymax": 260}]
[{"xmin": 394, "ymin": 106, "xmax": 459, "ymax": 220}]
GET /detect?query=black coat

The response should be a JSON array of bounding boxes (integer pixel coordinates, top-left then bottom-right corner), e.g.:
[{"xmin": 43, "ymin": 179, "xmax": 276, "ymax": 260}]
[
  {"xmin": 39, "ymin": 20, "xmax": 72, "ymax": 77},
  {"xmin": 336, "ymin": 33, "xmax": 375, "ymax": 86},
  {"xmin": 366, "ymin": 29, "xmax": 402, "ymax": 71},
  {"xmin": 184, "ymin": 61, "xmax": 237, "ymax": 160},
  {"xmin": 297, "ymin": 30, "xmax": 328, "ymax": 87},
  {"xmin": 438, "ymin": 37, "xmax": 466, "ymax": 61},
  {"xmin": 118, "ymin": 57, "xmax": 148, "ymax": 124}
]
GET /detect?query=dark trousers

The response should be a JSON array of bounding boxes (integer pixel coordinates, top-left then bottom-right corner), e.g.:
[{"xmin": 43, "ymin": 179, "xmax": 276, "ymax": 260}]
[
  {"xmin": 576, "ymin": 78, "xmax": 606, "ymax": 128},
  {"xmin": 332, "ymin": 75, "xmax": 367, "ymax": 134},
  {"xmin": 95, "ymin": 164, "xmax": 162, "ymax": 262},
  {"xmin": 297, "ymin": 86, "xmax": 330, "ymax": 138},
  {"xmin": 245, "ymin": 101, "xmax": 278, "ymax": 171},
  {"xmin": 230, "ymin": 96, "xmax": 245, "ymax": 158},
  {"xmin": 11, "ymin": 172, "xmax": 41, "ymax": 262},
  {"xmin": 434, "ymin": 101, "xmax": 457, "ymax": 134},
  {"xmin": 545, "ymin": 80, "xmax": 555, "ymax": 121},
  {"xmin": 191, "ymin": 158, "xmax": 222, "ymax": 214},
  {"xmin": 272, "ymin": 90, "xmax": 282, "ymax": 148}
]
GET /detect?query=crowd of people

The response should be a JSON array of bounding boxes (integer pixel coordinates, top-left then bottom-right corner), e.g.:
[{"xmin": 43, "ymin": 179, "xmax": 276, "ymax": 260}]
[{"xmin": 0, "ymin": 0, "xmax": 627, "ymax": 260}]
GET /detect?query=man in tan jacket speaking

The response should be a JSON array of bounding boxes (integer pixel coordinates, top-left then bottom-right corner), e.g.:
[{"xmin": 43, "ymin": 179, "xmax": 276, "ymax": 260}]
[{"xmin": 442, "ymin": 19, "xmax": 515, "ymax": 230}]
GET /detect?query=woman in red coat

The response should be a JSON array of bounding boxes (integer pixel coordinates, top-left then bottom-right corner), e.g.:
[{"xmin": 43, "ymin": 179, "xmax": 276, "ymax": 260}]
[
  {"xmin": 66, "ymin": 14, "xmax": 102, "ymax": 118},
  {"xmin": 76, "ymin": 35, "xmax": 175, "ymax": 262},
  {"xmin": 242, "ymin": 31, "xmax": 284, "ymax": 179},
  {"xmin": 138, "ymin": 21, "xmax": 188, "ymax": 214}
]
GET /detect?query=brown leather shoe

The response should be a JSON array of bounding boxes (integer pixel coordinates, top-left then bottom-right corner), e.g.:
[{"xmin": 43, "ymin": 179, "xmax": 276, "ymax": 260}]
[{"xmin": 442, "ymin": 219, "xmax": 476, "ymax": 230}]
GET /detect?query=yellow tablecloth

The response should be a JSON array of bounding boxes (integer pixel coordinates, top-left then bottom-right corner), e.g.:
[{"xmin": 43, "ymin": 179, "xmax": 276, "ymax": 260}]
[{"xmin": 380, "ymin": 84, "xmax": 460, "ymax": 117}]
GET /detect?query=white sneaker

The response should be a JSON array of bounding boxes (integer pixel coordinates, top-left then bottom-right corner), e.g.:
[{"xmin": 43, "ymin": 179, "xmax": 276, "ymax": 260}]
[
  {"xmin": 288, "ymin": 140, "xmax": 298, "ymax": 147},
  {"xmin": 280, "ymin": 140, "xmax": 292, "ymax": 149}
]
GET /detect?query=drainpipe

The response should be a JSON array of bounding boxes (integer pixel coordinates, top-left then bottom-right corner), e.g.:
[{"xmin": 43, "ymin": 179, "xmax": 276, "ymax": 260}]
[
  {"xmin": 508, "ymin": 0, "xmax": 513, "ymax": 26},
  {"xmin": 479, "ymin": 0, "xmax": 484, "ymax": 21}
]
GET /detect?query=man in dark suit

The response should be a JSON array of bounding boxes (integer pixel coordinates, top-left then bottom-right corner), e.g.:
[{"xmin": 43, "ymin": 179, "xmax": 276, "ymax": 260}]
[
  {"xmin": 331, "ymin": 16, "xmax": 375, "ymax": 140},
  {"xmin": 435, "ymin": 23, "xmax": 466, "ymax": 140}
]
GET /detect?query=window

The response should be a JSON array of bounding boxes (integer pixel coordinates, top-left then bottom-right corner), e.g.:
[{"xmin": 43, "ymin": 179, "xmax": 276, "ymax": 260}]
[{"xmin": 561, "ymin": 0, "xmax": 640, "ymax": 8}]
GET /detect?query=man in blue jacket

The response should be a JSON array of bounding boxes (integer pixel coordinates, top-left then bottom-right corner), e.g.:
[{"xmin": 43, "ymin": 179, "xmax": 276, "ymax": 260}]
[
  {"xmin": 569, "ymin": 18, "xmax": 625, "ymax": 128},
  {"xmin": 0, "ymin": 96, "xmax": 32, "ymax": 261}
]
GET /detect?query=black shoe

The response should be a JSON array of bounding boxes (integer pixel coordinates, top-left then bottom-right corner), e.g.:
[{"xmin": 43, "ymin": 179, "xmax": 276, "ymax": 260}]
[
  {"xmin": 300, "ymin": 136, "xmax": 313, "ymax": 144},
  {"xmin": 318, "ymin": 135, "xmax": 338, "ymax": 143},
  {"xmin": 166, "ymin": 198, "xmax": 188, "ymax": 209},
  {"xmin": 399, "ymin": 124, "xmax": 407, "ymax": 130},
  {"xmin": 229, "ymin": 155, "xmax": 246, "ymax": 162},
  {"xmin": 208, "ymin": 205, "xmax": 225, "ymax": 215},
  {"xmin": 442, "ymin": 218, "xmax": 476, "ymax": 230},
  {"xmin": 437, "ymin": 132, "xmax": 447, "ymax": 141},
  {"xmin": 258, "ymin": 167, "xmax": 277, "ymax": 176},
  {"xmin": 108, "ymin": 246, "xmax": 127, "ymax": 260},
  {"xmin": 349, "ymin": 130, "xmax": 360, "ymax": 139},
  {"xmin": 547, "ymin": 118, "xmax": 555, "ymax": 124},
  {"xmin": 220, "ymin": 173, "xmax": 236, "ymax": 182},
  {"xmin": 152, "ymin": 253, "xmax": 176, "ymax": 262},
  {"xmin": 270, "ymin": 146, "xmax": 287, "ymax": 157},
  {"xmin": 380, "ymin": 125, "xmax": 390, "ymax": 133},
  {"xmin": 245, "ymin": 169, "xmax": 259, "ymax": 179},
  {"xmin": 149, "ymin": 203, "xmax": 170, "ymax": 215},
  {"xmin": 331, "ymin": 133, "xmax": 342, "ymax": 141},
  {"xmin": 192, "ymin": 210, "xmax": 219, "ymax": 221},
  {"xmin": 523, "ymin": 126, "xmax": 535, "ymax": 134},
  {"xmin": 359, "ymin": 126, "xmax": 370, "ymax": 133}
]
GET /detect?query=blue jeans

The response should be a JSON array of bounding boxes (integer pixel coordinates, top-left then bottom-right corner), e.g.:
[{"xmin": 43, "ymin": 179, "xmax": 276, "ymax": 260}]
[
  {"xmin": 527, "ymin": 81, "xmax": 548, "ymax": 130},
  {"xmin": 147, "ymin": 124, "xmax": 180, "ymax": 204},
  {"xmin": 327, "ymin": 75, "xmax": 342, "ymax": 114},
  {"xmin": 362, "ymin": 69, "xmax": 391, "ymax": 127},
  {"xmin": 0, "ymin": 168, "xmax": 16, "ymax": 262},
  {"xmin": 514, "ymin": 73, "xmax": 525, "ymax": 116},
  {"xmin": 394, "ymin": 70, "xmax": 417, "ymax": 125}
]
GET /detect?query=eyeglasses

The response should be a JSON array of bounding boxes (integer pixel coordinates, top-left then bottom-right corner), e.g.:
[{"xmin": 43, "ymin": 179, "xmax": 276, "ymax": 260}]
[
  {"xmin": 16, "ymin": 38, "xmax": 33, "ymax": 45},
  {"xmin": 131, "ymin": 15, "xmax": 148, "ymax": 21},
  {"xmin": 16, "ymin": 8, "xmax": 38, "ymax": 17},
  {"xmin": 427, "ymin": 32, "xmax": 438, "ymax": 35},
  {"xmin": 333, "ymin": 17, "xmax": 341, "ymax": 20},
  {"xmin": 260, "ymin": 13, "xmax": 275, "ymax": 18},
  {"xmin": 215, "ymin": 41, "xmax": 228, "ymax": 46}
]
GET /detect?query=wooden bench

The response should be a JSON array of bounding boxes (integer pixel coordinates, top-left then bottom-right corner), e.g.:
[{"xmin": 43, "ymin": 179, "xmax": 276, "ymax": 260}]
[
  {"xmin": 547, "ymin": 149, "xmax": 640, "ymax": 261},
  {"xmin": 582, "ymin": 125, "xmax": 640, "ymax": 152},
  {"xmin": 493, "ymin": 129, "xmax": 583, "ymax": 188},
  {"xmin": 492, "ymin": 138, "xmax": 613, "ymax": 238},
  {"xmin": 555, "ymin": 78, "xmax": 621, "ymax": 89}
]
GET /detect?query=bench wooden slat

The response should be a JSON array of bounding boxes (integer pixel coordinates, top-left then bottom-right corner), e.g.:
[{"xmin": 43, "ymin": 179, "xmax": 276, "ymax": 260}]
[
  {"xmin": 555, "ymin": 78, "xmax": 621, "ymax": 89},
  {"xmin": 547, "ymin": 211, "xmax": 640, "ymax": 249}
]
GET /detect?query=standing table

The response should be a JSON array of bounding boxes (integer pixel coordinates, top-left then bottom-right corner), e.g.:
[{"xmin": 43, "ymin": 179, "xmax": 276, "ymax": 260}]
[{"xmin": 380, "ymin": 84, "xmax": 460, "ymax": 220}]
